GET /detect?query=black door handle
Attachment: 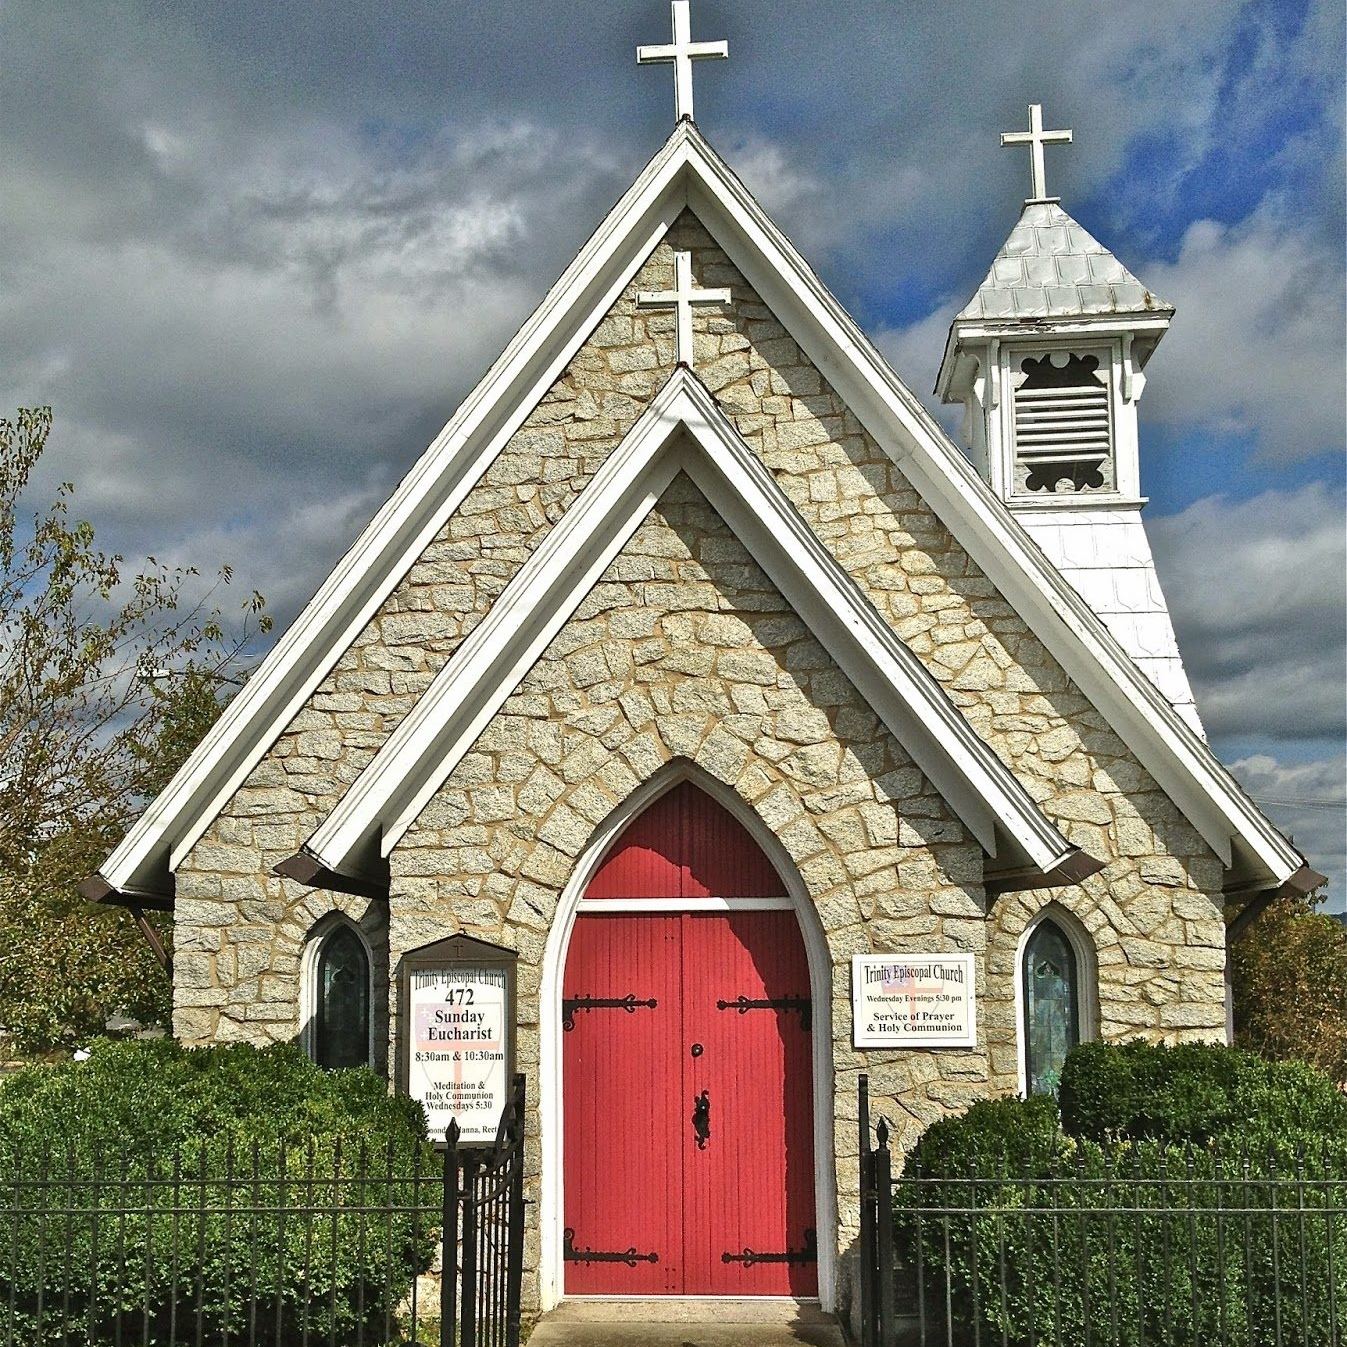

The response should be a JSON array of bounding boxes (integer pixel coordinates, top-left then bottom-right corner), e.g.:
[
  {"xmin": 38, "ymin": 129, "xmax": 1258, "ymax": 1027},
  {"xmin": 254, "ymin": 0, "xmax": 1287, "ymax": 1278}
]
[{"xmin": 692, "ymin": 1090, "xmax": 710, "ymax": 1149}]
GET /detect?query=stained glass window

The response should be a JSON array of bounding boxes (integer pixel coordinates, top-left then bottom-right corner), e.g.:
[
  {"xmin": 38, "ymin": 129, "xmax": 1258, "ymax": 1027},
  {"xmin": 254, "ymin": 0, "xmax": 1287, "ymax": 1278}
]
[
  {"xmin": 1023, "ymin": 920, "xmax": 1079, "ymax": 1096},
  {"xmin": 315, "ymin": 925, "xmax": 370, "ymax": 1070}
]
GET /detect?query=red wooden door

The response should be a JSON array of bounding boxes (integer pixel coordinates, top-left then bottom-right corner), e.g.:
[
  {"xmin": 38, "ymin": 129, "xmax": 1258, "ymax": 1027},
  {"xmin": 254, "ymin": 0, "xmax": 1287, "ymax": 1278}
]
[{"xmin": 562, "ymin": 785, "xmax": 817, "ymax": 1297}]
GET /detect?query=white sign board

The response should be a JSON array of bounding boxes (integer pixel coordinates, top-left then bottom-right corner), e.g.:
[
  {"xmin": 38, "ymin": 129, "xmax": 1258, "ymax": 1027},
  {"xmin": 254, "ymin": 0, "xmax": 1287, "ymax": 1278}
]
[
  {"xmin": 407, "ymin": 965, "xmax": 511, "ymax": 1143},
  {"xmin": 851, "ymin": 953, "xmax": 977, "ymax": 1048}
]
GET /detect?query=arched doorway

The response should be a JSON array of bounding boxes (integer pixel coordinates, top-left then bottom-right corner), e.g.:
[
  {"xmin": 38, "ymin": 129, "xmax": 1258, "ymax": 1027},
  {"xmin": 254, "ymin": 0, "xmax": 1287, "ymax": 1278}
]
[{"xmin": 561, "ymin": 781, "xmax": 818, "ymax": 1297}]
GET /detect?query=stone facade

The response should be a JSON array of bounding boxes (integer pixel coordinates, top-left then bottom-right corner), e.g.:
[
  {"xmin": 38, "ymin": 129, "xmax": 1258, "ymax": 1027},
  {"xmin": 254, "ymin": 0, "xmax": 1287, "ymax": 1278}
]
[{"xmin": 172, "ymin": 207, "xmax": 1227, "ymax": 1314}]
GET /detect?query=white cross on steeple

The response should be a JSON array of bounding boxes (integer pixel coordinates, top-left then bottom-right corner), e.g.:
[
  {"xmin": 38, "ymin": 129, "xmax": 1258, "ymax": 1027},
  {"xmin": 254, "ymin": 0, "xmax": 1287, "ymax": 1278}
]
[
  {"xmin": 1001, "ymin": 103, "xmax": 1073, "ymax": 203},
  {"xmin": 636, "ymin": 250, "xmax": 730, "ymax": 367},
  {"xmin": 637, "ymin": 0, "xmax": 728, "ymax": 124}
]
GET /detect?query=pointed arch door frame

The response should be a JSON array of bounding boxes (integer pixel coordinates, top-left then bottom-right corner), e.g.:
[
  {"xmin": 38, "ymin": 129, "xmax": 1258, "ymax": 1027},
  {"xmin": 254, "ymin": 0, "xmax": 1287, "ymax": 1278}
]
[{"xmin": 538, "ymin": 764, "xmax": 838, "ymax": 1311}]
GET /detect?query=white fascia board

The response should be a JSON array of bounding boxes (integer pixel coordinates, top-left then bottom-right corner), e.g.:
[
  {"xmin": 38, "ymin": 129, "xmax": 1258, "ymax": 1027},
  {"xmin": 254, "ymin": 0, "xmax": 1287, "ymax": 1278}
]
[
  {"xmin": 935, "ymin": 315, "xmax": 1172, "ymax": 403},
  {"xmin": 96, "ymin": 128, "xmax": 700, "ymax": 897},
  {"xmin": 678, "ymin": 127, "xmax": 1302, "ymax": 886},
  {"xmin": 302, "ymin": 371, "xmax": 1075, "ymax": 883}
]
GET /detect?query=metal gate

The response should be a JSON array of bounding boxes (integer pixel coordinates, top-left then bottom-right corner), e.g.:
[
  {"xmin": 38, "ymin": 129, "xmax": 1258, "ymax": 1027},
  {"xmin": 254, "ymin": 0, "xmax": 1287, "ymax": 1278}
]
[{"xmin": 442, "ymin": 1075, "xmax": 527, "ymax": 1347}]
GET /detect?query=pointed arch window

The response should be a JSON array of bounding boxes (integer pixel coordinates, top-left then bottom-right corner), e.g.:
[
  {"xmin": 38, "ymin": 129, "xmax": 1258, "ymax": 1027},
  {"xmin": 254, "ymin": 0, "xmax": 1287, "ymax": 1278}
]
[
  {"xmin": 1021, "ymin": 919, "xmax": 1079, "ymax": 1096},
  {"xmin": 314, "ymin": 923, "xmax": 371, "ymax": 1070}
]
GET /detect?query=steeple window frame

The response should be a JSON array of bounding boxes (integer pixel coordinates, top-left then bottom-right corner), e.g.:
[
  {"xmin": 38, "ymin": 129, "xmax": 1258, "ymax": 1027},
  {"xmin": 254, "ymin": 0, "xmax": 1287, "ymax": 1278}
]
[{"xmin": 1000, "ymin": 340, "xmax": 1123, "ymax": 502}]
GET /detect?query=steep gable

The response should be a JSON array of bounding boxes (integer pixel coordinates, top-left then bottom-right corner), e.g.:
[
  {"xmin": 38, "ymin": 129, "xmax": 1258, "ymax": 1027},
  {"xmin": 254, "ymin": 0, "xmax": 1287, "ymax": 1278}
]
[
  {"xmin": 290, "ymin": 368, "xmax": 1083, "ymax": 890},
  {"xmin": 89, "ymin": 123, "xmax": 1312, "ymax": 910}
]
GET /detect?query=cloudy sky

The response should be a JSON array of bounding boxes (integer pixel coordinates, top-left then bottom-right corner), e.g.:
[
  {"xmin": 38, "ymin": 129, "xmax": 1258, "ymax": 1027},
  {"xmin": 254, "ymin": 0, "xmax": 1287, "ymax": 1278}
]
[{"xmin": 2, "ymin": 0, "xmax": 1343, "ymax": 909}]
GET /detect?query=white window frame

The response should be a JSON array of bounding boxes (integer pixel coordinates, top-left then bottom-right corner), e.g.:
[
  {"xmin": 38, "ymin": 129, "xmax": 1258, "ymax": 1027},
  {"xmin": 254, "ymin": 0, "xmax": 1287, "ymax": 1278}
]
[
  {"xmin": 299, "ymin": 912, "xmax": 376, "ymax": 1071},
  {"xmin": 1014, "ymin": 903, "xmax": 1099, "ymax": 1097}
]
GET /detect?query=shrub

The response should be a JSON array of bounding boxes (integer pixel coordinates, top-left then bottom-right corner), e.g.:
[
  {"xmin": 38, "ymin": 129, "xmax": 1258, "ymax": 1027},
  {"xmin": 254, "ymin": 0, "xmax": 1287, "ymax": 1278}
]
[
  {"xmin": 898, "ymin": 1043, "xmax": 1347, "ymax": 1347},
  {"xmin": 1231, "ymin": 891, "xmax": 1347, "ymax": 1085},
  {"xmin": 1058, "ymin": 1038, "xmax": 1347, "ymax": 1147},
  {"xmin": 0, "ymin": 1040, "xmax": 440, "ymax": 1345}
]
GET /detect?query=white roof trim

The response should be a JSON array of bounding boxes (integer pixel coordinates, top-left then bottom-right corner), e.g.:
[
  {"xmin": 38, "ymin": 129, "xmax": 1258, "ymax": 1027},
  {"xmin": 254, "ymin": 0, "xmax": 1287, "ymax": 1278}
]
[
  {"xmin": 301, "ymin": 370, "xmax": 1079, "ymax": 884},
  {"xmin": 91, "ymin": 120, "xmax": 1304, "ymax": 900}
]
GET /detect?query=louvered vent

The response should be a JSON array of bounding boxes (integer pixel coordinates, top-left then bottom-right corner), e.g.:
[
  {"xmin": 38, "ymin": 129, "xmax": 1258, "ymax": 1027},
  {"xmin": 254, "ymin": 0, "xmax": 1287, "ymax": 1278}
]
[{"xmin": 1012, "ymin": 352, "xmax": 1114, "ymax": 494}]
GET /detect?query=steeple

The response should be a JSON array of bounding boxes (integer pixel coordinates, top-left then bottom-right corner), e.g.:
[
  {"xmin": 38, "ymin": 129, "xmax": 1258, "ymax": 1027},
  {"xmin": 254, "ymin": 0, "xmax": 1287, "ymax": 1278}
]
[{"xmin": 935, "ymin": 109, "xmax": 1202, "ymax": 734}]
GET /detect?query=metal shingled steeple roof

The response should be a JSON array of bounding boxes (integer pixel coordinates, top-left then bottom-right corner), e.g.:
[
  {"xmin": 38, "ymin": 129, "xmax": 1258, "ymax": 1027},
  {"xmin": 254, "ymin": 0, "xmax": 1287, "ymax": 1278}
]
[{"xmin": 959, "ymin": 201, "xmax": 1172, "ymax": 321}]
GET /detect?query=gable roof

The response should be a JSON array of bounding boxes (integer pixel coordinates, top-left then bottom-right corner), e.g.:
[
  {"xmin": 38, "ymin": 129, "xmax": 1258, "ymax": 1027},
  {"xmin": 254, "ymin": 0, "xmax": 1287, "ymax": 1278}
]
[
  {"xmin": 957, "ymin": 201, "xmax": 1172, "ymax": 323},
  {"xmin": 284, "ymin": 369, "xmax": 1088, "ymax": 890},
  {"xmin": 86, "ymin": 120, "xmax": 1313, "ymax": 908}
]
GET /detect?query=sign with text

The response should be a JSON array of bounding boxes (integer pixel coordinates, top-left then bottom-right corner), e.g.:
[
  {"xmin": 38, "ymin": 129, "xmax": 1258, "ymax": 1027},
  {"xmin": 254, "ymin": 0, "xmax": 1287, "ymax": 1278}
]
[
  {"xmin": 851, "ymin": 952, "xmax": 977, "ymax": 1048},
  {"xmin": 399, "ymin": 935, "xmax": 516, "ymax": 1146}
]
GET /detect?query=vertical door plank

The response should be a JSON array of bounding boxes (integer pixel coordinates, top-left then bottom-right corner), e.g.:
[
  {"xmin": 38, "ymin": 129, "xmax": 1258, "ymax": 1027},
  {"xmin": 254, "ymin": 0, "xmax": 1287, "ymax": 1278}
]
[
  {"xmin": 682, "ymin": 911, "xmax": 816, "ymax": 1296},
  {"xmin": 562, "ymin": 914, "xmax": 683, "ymax": 1293}
]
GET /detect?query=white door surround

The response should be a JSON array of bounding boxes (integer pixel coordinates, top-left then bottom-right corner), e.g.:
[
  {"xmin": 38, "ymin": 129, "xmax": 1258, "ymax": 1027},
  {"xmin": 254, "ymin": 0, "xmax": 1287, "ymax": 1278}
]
[{"xmin": 536, "ymin": 762, "xmax": 838, "ymax": 1313}]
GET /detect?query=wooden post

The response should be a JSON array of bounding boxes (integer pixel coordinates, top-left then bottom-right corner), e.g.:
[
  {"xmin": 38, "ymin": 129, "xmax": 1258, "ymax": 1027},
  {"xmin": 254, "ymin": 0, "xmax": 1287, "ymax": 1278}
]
[
  {"xmin": 460, "ymin": 1148, "xmax": 481, "ymax": 1347},
  {"xmin": 874, "ymin": 1117, "xmax": 897, "ymax": 1346},
  {"xmin": 506, "ymin": 1076, "xmax": 527, "ymax": 1346}
]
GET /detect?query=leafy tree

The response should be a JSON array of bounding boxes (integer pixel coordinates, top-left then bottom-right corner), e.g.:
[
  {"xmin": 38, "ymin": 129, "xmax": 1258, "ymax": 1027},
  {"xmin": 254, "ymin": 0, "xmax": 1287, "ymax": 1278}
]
[
  {"xmin": 1230, "ymin": 889, "xmax": 1347, "ymax": 1086},
  {"xmin": 0, "ymin": 407, "xmax": 271, "ymax": 1054}
]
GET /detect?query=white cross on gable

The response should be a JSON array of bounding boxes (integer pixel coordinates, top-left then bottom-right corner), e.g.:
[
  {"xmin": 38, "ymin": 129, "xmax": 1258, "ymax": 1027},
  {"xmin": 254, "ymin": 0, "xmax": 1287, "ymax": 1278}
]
[
  {"xmin": 1001, "ymin": 103, "xmax": 1073, "ymax": 203},
  {"xmin": 637, "ymin": 0, "xmax": 728, "ymax": 124},
  {"xmin": 636, "ymin": 250, "xmax": 730, "ymax": 368}
]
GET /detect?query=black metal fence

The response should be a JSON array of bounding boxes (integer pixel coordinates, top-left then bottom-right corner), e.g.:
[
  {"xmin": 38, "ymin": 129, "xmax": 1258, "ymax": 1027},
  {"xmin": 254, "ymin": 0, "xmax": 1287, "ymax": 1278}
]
[
  {"xmin": 858, "ymin": 1075, "xmax": 1346, "ymax": 1347},
  {"xmin": 0, "ymin": 1077, "xmax": 527, "ymax": 1347},
  {"xmin": 443, "ymin": 1075, "xmax": 526, "ymax": 1347}
]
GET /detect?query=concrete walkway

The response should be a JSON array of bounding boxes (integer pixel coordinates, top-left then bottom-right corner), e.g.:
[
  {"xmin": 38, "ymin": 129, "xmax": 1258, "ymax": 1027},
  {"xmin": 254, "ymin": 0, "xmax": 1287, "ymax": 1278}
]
[{"xmin": 526, "ymin": 1300, "xmax": 848, "ymax": 1346}]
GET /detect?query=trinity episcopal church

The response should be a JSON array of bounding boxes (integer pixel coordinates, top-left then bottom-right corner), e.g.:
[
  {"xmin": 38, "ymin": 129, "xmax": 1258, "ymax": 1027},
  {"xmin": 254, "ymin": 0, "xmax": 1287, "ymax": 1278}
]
[{"xmin": 84, "ymin": 3, "xmax": 1319, "ymax": 1319}]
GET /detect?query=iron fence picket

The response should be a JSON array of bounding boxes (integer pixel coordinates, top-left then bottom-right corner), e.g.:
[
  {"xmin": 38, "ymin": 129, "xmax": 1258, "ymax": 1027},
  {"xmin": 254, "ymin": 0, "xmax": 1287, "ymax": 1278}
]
[
  {"xmin": 195, "ymin": 1140, "xmax": 208, "ymax": 1347},
  {"xmin": 141, "ymin": 1150, "xmax": 153, "ymax": 1347},
  {"xmin": 4, "ymin": 1145, "xmax": 18, "ymax": 1347},
  {"xmin": 92, "ymin": 1145, "xmax": 106, "ymax": 1347},
  {"xmin": 300, "ymin": 1139, "xmax": 315, "ymax": 1347},
  {"xmin": 1328, "ymin": 1145, "xmax": 1341, "ymax": 1346}
]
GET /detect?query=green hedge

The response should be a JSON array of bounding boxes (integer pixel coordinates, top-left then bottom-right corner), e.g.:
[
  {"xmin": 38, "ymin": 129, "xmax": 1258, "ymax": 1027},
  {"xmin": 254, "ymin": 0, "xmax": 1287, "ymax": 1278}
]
[
  {"xmin": 897, "ymin": 1042, "xmax": 1347, "ymax": 1347},
  {"xmin": 0, "ymin": 1040, "xmax": 440, "ymax": 1345},
  {"xmin": 1058, "ymin": 1038, "xmax": 1347, "ymax": 1147}
]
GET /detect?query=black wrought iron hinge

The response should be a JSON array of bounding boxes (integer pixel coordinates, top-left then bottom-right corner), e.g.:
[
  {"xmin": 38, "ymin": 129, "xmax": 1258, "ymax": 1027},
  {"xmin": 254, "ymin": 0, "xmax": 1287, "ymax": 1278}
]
[
  {"xmin": 564, "ymin": 1227, "xmax": 659, "ymax": 1266},
  {"xmin": 715, "ymin": 994, "xmax": 811, "ymax": 1031},
  {"xmin": 722, "ymin": 1227, "xmax": 818, "ymax": 1267},
  {"xmin": 561, "ymin": 994, "xmax": 658, "ymax": 1032}
]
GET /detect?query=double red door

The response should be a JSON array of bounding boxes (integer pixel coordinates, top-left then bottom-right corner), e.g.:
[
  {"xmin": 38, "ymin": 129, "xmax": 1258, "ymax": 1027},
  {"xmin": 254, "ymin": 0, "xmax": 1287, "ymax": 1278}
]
[{"xmin": 562, "ymin": 909, "xmax": 816, "ymax": 1295}]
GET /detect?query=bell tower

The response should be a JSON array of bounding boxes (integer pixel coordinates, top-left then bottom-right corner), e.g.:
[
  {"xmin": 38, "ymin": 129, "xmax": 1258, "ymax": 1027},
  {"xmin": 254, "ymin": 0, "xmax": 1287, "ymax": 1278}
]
[{"xmin": 935, "ymin": 105, "xmax": 1202, "ymax": 733}]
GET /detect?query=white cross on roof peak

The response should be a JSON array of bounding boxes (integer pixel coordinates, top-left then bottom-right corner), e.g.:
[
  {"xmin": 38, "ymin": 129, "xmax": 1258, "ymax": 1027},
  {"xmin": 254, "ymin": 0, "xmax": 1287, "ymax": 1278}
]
[
  {"xmin": 636, "ymin": 249, "xmax": 730, "ymax": 367},
  {"xmin": 637, "ymin": 0, "xmax": 728, "ymax": 124},
  {"xmin": 1001, "ymin": 103, "xmax": 1073, "ymax": 204}
]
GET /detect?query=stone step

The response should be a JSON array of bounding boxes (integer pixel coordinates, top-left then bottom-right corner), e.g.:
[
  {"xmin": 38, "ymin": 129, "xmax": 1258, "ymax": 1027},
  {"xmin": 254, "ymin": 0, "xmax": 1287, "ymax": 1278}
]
[{"xmin": 526, "ymin": 1298, "xmax": 848, "ymax": 1346}]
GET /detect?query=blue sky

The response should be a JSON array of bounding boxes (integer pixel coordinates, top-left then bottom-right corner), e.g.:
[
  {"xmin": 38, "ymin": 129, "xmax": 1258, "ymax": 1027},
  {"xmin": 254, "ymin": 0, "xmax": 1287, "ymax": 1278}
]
[{"xmin": 1, "ymin": 0, "xmax": 1342, "ymax": 907}]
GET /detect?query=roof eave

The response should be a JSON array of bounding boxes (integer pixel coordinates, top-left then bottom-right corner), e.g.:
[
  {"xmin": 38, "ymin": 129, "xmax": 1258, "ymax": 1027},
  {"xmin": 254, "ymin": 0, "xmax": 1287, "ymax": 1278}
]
[{"xmin": 674, "ymin": 126, "xmax": 1305, "ymax": 894}]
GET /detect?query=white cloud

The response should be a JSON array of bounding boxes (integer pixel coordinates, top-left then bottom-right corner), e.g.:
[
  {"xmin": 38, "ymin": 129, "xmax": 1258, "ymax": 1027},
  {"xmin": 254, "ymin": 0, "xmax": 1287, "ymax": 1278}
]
[
  {"xmin": 873, "ymin": 300, "xmax": 961, "ymax": 410},
  {"xmin": 1228, "ymin": 753, "xmax": 1347, "ymax": 914},
  {"xmin": 1140, "ymin": 207, "xmax": 1346, "ymax": 458},
  {"xmin": 0, "ymin": 115, "xmax": 625, "ymax": 608},
  {"xmin": 1150, "ymin": 484, "xmax": 1346, "ymax": 741}
]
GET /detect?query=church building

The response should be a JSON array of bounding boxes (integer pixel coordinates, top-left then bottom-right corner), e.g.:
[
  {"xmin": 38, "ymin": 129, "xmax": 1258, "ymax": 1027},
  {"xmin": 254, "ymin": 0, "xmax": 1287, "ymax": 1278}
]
[{"xmin": 84, "ymin": 2, "xmax": 1319, "ymax": 1319}]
